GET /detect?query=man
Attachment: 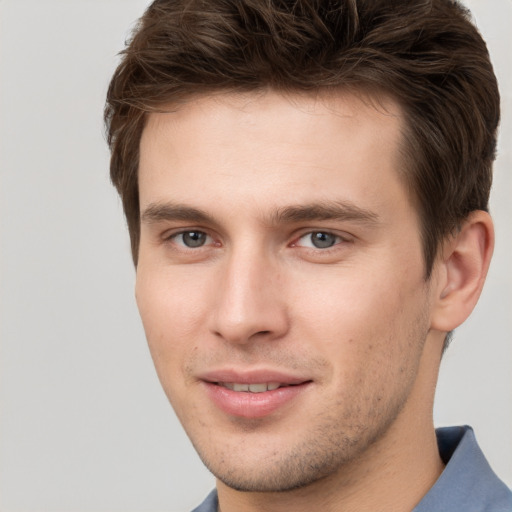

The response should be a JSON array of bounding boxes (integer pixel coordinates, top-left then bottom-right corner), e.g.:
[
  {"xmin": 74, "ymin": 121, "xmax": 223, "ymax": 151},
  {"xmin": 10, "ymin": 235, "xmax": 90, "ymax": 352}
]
[{"xmin": 105, "ymin": 1, "xmax": 511, "ymax": 510}]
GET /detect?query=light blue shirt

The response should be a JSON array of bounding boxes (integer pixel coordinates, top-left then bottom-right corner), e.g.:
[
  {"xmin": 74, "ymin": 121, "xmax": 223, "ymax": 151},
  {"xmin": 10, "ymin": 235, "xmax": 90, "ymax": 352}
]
[
  {"xmin": 414, "ymin": 426, "xmax": 512, "ymax": 511},
  {"xmin": 192, "ymin": 426, "xmax": 512, "ymax": 511}
]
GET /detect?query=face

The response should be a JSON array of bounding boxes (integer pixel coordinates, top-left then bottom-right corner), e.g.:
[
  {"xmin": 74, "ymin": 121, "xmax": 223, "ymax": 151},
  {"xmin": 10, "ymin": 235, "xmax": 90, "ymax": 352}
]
[{"xmin": 136, "ymin": 91, "xmax": 438, "ymax": 492}]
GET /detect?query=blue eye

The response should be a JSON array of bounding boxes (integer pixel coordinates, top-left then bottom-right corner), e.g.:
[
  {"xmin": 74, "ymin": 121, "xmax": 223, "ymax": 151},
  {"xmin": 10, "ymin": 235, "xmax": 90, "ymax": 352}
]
[
  {"xmin": 298, "ymin": 232, "xmax": 340, "ymax": 249},
  {"xmin": 174, "ymin": 231, "xmax": 210, "ymax": 248}
]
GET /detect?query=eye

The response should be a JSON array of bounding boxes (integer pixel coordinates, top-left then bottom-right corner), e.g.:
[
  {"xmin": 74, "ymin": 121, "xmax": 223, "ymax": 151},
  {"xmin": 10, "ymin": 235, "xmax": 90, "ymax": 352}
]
[
  {"xmin": 296, "ymin": 231, "xmax": 341, "ymax": 249},
  {"xmin": 171, "ymin": 230, "xmax": 212, "ymax": 248}
]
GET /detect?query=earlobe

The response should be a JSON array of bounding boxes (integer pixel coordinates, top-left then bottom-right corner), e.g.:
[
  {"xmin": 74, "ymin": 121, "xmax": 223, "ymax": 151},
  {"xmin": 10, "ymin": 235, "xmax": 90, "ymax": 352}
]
[{"xmin": 430, "ymin": 210, "xmax": 494, "ymax": 332}]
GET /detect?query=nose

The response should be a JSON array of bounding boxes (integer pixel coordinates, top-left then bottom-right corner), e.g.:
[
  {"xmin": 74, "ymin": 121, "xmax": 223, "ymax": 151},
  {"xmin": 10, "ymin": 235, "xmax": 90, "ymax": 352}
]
[{"xmin": 209, "ymin": 248, "xmax": 289, "ymax": 345}]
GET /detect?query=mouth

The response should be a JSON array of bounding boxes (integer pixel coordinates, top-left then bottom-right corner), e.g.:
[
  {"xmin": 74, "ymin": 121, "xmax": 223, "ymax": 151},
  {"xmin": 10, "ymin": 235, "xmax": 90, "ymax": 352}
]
[{"xmin": 201, "ymin": 375, "xmax": 312, "ymax": 418}]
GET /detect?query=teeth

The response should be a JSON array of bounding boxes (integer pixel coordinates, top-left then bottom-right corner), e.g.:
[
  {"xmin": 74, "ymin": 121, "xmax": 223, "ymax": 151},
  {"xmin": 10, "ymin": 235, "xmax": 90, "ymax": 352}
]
[
  {"xmin": 249, "ymin": 383, "xmax": 267, "ymax": 393},
  {"xmin": 220, "ymin": 382, "xmax": 282, "ymax": 393}
]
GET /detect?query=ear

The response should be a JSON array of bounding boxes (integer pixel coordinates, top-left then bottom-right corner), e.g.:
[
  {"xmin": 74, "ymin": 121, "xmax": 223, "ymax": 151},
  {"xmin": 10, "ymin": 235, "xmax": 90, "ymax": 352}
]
[{"xmin": 430, "ymin": 210, "xmax": 494, "ymax": 332}]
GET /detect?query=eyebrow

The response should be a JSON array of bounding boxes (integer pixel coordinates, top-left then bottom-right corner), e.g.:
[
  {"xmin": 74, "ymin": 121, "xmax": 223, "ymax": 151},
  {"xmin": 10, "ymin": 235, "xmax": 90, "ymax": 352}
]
[
  {"xmin": 140, "ymin": 200, "xmax": 380, "ymax": 227},
  {"xmin": 270, "ymin": 202, "xmax": 380, "ymax": 226},
  {"xmin": 141, "ymin": 203, "xmax": 211, "ymax": 224}
]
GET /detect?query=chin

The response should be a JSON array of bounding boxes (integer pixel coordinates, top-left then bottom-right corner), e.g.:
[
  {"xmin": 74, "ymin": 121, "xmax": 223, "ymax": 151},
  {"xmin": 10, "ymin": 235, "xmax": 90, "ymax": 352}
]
[{"xmin": 190, "ymin": 423, "xmax": 380, "ymax": 494}]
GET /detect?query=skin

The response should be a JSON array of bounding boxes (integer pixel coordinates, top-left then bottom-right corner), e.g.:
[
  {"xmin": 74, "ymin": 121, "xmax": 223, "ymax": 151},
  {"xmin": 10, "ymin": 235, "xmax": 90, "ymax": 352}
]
[{"xmin": 135, "ymin": 90, "xmax": 493, "ymax": 512}]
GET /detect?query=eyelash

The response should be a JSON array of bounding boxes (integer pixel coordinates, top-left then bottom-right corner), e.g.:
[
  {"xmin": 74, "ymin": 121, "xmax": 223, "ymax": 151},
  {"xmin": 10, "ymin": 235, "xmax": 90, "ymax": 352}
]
[
  {"xmin": 164, "ymin": 229, "xmax": 349, "ymax": 253},
  {"xmin": 165, "ymin": 230, "xmax": 216, "ymax": 249},
  {"xmin": 292, "ymin": 231, "xmax": 345, "ymax": 250}
]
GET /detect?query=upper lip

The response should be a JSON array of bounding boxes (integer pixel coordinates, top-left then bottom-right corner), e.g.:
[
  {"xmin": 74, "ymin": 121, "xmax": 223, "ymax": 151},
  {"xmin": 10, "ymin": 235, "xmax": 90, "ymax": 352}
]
[{"xmin": 198, "ymin": 368, "xmax": 311, "ymax": 386}]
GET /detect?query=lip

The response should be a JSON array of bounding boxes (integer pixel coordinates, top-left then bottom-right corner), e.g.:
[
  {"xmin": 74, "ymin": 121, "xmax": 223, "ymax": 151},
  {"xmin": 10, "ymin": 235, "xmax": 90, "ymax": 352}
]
[{"xmin": 199, "ymin": 369, "xmax": 312, "ymax": 418}]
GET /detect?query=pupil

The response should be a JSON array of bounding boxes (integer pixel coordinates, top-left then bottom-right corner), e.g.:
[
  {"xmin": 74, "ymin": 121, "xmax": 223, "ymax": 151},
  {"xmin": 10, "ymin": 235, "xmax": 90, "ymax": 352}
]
[
  {"xmin": 183, "ymin": 231, "xmax": 206, "ymax": 247},
  {"xmin": 312, "ymin": 232, "xmax": 336, "ymax": 248}
]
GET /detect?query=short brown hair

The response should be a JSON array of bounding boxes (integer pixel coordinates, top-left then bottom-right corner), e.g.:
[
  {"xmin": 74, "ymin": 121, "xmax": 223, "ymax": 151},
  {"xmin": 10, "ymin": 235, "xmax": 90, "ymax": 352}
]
[{"xmin": 105, "ymin": 0, "xmax": 500, "ymax": 275}]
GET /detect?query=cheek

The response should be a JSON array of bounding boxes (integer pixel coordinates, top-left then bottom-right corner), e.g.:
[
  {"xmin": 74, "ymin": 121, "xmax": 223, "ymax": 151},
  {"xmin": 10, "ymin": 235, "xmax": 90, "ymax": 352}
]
[
  {"xmin": 290, "ymin": 264, "xmax": 403, "ymax": 330},
  {"xmin": 289, "ymin": 264, "xmax": 427, "ymax": 372},
  {"xmin": 135, "ymin": 269, "xmax": 213, "ymax": 423},
  {"xmin": 135, "ymin": 267, "xmax": 210, "ymax": 374}
]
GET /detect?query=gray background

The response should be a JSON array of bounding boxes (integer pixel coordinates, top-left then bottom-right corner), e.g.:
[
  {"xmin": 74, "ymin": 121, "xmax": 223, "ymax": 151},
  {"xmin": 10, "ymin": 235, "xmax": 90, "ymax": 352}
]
[{"xmin": 0, "ymin": 1, "xmax": 510, "ymax": 510}]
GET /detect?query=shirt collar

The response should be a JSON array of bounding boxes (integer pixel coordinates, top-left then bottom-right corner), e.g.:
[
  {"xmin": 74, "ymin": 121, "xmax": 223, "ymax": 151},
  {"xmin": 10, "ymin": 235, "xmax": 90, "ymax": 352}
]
[{"xmin": 413, "ymin": 425, "xmax": 511, "ymax": 511}]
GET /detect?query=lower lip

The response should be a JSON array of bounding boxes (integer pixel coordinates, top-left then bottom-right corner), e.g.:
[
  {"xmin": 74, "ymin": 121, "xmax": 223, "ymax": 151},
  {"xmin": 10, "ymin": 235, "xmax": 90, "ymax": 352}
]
[{"xmin": 203, "ymin": 382, "xmax": 310, "ymax": 418}]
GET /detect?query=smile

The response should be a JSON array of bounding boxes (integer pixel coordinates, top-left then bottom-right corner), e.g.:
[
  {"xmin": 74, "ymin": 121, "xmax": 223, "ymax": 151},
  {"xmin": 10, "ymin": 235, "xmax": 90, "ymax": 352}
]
[
  {"xmin": 203, "ymin": 379, "xmax": 311, "ymax": 418},
  {"xmin": 217, "ymin": 382, "xmax": 285, "ymax": 392}
]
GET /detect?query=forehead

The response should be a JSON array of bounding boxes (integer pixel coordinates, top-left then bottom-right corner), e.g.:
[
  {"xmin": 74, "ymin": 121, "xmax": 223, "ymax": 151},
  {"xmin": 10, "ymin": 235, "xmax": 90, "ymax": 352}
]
[
  {"xmin": 138, "ymin": 90, "xmax": 408, "ymax": 218},
  {"xmin": 142, "ymin": 89, "xmax": 402, "ymax": 152}
]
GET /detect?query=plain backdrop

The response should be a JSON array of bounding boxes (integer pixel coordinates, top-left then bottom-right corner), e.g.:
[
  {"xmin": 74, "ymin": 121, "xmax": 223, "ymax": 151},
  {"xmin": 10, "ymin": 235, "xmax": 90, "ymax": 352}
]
[{"xmin": 0, "ymin": 1, "xmax": 510, "ymax": 511}]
